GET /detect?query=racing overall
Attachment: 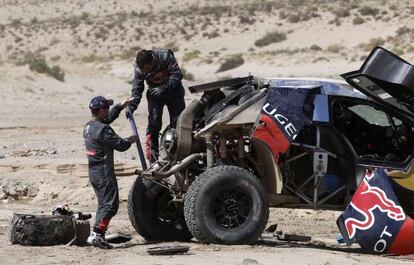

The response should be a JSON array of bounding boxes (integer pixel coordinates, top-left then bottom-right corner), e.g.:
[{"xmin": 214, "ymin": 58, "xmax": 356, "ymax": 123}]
[
  {"xmin": 83, "ymin": 104, "xmax": 132, "ymax": 233},
  {"xmin": 131, "ymin": 48, "xmax": 185, "ymax": 162}
]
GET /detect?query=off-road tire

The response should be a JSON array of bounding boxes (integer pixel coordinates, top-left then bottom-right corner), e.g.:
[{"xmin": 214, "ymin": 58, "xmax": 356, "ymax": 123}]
[
  {"xmin": 184, "ymin": 165, "xmax": 269, "ymax": 244},
  {"xmin": 127, "ymin": 177, "xmax": 192, "ymax": 241}
]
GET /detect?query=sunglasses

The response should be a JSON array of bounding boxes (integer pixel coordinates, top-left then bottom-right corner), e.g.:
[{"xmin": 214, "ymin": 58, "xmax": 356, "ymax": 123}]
[{"xmin": 102, "ymin": 105, "xmax": 110, "ymax": 110}]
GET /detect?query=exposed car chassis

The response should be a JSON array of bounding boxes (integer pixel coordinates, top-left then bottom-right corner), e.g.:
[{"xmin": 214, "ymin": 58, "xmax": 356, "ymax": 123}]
[{"xmin": 128, "ymin": 47, "xmax": 414, "ymax": 253}]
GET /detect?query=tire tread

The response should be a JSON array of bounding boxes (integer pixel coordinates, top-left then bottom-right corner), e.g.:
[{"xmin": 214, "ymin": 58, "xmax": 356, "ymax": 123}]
[{"xmin": 184, "ymin": 165, "xmax": 269, "ymax": 244}]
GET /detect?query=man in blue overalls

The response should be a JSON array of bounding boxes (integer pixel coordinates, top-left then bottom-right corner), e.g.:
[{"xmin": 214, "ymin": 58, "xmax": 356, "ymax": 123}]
[{"xmin": 84, "ymin": 96, "xmax": 136, "ymax": 249}]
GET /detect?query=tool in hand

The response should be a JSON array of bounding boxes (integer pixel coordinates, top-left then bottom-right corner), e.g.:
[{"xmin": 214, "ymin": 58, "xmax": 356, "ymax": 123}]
[{"xmin": 126, "ymin": 109, "xmax": 148, "ymax": 171}]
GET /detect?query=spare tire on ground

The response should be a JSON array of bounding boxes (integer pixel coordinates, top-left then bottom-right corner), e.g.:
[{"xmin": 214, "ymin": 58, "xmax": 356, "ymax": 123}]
[{"xmin": 10, "ymin": 214, "xmax": 90, "ymax": 246}]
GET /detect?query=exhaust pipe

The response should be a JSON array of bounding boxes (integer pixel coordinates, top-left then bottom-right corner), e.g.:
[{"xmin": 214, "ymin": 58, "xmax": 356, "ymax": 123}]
[
  {"xmin": 144, "ymin": 153, "xmax": 206, "ymax": 198},
  {"xmin": 151, "ymin": 153, "xmax": 206, "ymax": 180}
]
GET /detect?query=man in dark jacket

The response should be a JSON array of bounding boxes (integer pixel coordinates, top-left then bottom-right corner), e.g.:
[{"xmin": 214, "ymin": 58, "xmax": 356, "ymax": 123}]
[
  {"xmin": 129, "ymin": 48, "xmax": 185, "ymax": 163},
  {"xmin": 84, "ymin": 96, "xmax": 136, "ymax": 249}
]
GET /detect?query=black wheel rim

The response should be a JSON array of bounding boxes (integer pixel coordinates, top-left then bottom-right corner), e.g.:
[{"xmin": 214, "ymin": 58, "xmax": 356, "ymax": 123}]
[{"xmin": 210, "ymin": 188, "xmax": 252, "ymax": 229}]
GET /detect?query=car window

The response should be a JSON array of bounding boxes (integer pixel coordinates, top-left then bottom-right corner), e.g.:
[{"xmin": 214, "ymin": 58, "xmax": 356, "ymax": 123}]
[{"xmin": 348, "ymin": 105, "xmax": 390, "ymax": 126}]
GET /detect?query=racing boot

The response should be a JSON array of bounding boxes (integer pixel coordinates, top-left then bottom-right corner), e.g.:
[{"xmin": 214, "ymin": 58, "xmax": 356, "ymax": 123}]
[{"xmin": 87, "ymin": 231, "xmax": 113, "ymax": 249}]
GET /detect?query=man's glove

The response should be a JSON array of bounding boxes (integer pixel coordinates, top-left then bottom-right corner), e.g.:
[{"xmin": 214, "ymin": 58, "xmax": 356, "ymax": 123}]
[
  {"xmin": 128, "ymin": 135, "xmax": 138, "ymax": 143},
  {"xmin": 148, "ymin": 86, "xmax": 166, "ymax": 97}
]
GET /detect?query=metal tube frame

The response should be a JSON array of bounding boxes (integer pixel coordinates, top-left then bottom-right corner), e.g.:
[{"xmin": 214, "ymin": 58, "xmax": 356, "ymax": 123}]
[
  {"xmin": 206, "ymin": 133, "xmax": 214, "ymax": 168},
  {"xmin": 284, "ymin": 125, "xmax": 345, "ymax": 209}
]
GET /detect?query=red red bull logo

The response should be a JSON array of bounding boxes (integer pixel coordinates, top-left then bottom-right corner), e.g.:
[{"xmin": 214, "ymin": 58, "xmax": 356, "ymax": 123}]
[{"xmin": 345, "ymin": 173, "xmax": 405, "ymax": 239}]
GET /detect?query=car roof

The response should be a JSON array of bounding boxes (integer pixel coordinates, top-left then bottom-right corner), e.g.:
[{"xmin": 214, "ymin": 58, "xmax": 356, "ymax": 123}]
[{"xmin": 266, "ymin": 77, "xmax": 367, "ymax": 99}]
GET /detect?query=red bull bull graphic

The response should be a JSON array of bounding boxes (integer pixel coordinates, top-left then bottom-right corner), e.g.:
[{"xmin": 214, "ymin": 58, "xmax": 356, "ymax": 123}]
[
  {"xmin": 345, "ymin": 172, "xmax": 405, "ymax": 238},
  {"xmin": 337, "ymin": 169, "xmax": 414, "ymax": 255}
]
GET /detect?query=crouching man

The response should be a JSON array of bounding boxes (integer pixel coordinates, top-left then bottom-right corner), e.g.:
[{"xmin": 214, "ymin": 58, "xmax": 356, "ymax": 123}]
[{"xmin": 83, "ymin": 96, "xmax": 137, "ymax": 249}]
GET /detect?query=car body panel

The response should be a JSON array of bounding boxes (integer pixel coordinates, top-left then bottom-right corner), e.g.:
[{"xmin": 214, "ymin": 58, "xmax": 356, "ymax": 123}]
[
  {"xmin": 388, "ymin": 163, "xmax": 414, "ymax": 191},
  {"xmin": 251, "ymin": 139, "xmax": 283, "ymax": 194},
  {"xmin": 252, "ymin": 85, "xmax": 311, "ymax": 157},
  {"xmin": 312, "ymin": 94, "xmax": 330, "ymax": 123},
  {"xmin": 196, "ymin": 90, "xmax": 266, "ymax": 135},
  {"xmin": 269, "ymin": 77, "xmax": 366, "ymax": 98},
  {"xmin": 337, "ymin": 169, "xmax": 414, "ymax": 255}
]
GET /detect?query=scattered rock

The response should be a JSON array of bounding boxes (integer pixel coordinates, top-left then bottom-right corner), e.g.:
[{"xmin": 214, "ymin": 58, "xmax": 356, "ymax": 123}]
[
  {"xmin": 0, "ymin": 154, "xmax": 5, "ymax": 159},
  {"xmin": 0, "ymin": 183, "xmax": 38, "ymax": 200},
  {"xmin": 241, "ymin": 258, "xmax": 259, "ymax": 265},
  {"xmin": 12, "ymin": 147, "xmax": 57, "ymax": 157}
]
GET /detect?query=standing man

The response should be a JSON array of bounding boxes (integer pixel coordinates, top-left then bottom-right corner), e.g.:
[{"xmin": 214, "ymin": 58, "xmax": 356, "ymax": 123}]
[
  {"xmin": 128, "ymin": 48, "xmax": 185, "ymax": 163},
  {"xmin": 84, "ymin": 96, "xmax": 137, "ymax": 249}
]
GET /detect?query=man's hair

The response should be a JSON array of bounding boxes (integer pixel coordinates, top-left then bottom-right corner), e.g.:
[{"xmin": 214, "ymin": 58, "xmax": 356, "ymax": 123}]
[{"xmin": 135, "ymin": 49, "xmax": 154, "ymax": 69}]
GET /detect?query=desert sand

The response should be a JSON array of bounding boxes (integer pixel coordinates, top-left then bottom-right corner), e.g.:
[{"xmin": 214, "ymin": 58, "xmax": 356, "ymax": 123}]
[{"xmin": 1, "ymin": 0, "xmax": 414, "ymax": 264}]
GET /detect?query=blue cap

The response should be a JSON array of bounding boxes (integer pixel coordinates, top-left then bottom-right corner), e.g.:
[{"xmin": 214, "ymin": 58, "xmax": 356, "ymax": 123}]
[{"xmin": 89, "ymin": 96, "xmax": 114, "ymax": 110}]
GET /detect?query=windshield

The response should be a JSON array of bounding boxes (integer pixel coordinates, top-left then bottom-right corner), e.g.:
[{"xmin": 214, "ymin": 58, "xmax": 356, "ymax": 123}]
[{"xmin": 349, "ymin": 105, "xmax": 391, "ymax": 126}]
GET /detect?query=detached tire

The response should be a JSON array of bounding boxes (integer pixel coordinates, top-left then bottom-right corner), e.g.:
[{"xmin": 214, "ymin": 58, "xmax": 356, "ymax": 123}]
[
  {"xmin": 184, "ymin": 165, "xmax": 269, "ymax": 244},
  {"xmin": 127, "ymin": 177, "xmax": 192, "ymax": 241}
]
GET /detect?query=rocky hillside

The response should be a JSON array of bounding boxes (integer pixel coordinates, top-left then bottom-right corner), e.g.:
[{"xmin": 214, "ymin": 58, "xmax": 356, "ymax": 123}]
[{"xmin": 0, "ymin": 0, "xmax": 414, "ymax": 81}]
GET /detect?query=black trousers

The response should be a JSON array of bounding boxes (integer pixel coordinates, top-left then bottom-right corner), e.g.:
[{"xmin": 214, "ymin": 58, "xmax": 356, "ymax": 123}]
[
  {"xmin": 89, "ymin": 165, "xmax": 119, "ymax": 232},
  {"xmin": 146, "ymin": 90, "xmax": 185, "ymax": 162}
]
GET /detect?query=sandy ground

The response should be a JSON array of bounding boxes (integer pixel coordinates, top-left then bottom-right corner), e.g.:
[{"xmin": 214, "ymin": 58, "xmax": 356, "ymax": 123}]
[
  {"xmin": 1, "ymin": 0, "xmax": 414, "ymax": 264},
  {"xmin": 2, "ymin": 206, "xmax": 414, "ymax": 265},
  {"xmin": 1, "ymin": 61, "xmax": 414, "ymax": 265}
]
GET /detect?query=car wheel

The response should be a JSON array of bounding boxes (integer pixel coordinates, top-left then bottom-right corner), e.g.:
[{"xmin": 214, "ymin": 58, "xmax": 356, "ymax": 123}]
[
  {"xmin": 184, "ymin": 165, "xmax": 269, "ymax": 244},
  {"xmin": 128, "ymin": 177, "xmax": 193, "ymax": 241}
]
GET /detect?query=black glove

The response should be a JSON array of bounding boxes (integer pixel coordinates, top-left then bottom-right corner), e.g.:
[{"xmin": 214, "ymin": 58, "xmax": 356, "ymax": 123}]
[
  {"xmin": 128, "ymin": 135, "xmax": 138, "ymax": 143},
  {"xmin": 148, "ymin": 86, "xmax": 166, "ymax": 97}
]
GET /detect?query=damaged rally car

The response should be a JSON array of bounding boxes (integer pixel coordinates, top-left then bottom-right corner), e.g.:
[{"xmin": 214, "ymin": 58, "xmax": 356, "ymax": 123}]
[{"xmin": 128, "ymin": 46, "xmax": 414, "ymax": 253}]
